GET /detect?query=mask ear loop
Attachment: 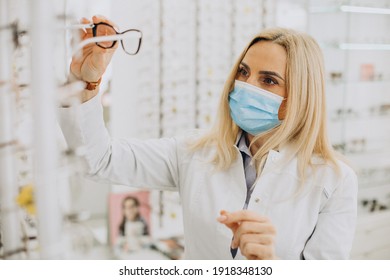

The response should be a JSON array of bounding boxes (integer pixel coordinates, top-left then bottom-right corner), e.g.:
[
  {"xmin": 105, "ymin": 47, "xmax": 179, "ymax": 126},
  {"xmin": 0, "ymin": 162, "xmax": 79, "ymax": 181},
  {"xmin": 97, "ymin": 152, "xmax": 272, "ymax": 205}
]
[{"xmin": 278, "ymin": 97, "xmax": 288, "ymax": 120}]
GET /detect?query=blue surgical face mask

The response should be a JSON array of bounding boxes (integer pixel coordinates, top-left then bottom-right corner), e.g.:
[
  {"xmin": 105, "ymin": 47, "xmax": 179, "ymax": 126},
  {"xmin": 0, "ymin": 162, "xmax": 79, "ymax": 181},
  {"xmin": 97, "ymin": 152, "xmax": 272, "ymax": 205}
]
[{"xmin": 229, "ymin": 80, "xmax": 284, "ymax": 135}]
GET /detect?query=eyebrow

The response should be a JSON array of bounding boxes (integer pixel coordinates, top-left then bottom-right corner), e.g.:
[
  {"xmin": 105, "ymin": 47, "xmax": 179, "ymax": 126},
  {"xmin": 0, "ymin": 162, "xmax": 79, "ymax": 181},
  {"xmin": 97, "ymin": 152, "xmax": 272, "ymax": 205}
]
[{"xmin": 240, "ymin": 62, "xmax": 285, "ymax": 82}]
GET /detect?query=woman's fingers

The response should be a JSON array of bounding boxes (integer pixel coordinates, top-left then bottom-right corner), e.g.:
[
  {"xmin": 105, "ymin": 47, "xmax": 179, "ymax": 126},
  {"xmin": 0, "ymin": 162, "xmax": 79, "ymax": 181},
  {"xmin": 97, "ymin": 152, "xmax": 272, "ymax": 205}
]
[
  {"xmin": 221, "ymin": 210, "xmax": 270, "ymax": 224},
  {"xmin": 217, "ymin": 210, "xmax": 271, "ymax": 236},
  {"xmin": 79, "ymin": 17, "xmax": 93, "ymax": 39},
  {"xmin": 92, "ymin": 14, "xmax": 120, "ymax": 31},
  {"xmin": 238, "ymin": 234, "xmax": 276, "ymax": 259},
  {"xmin": 234, "ymin": 221, "xmax": 276, "ymax": 240},
  {"xmin": 90, "ymin": 15, "xmax": 120, "ymax": 51},
  {"xmin": 239, "ymin": 233, "xmax": 274, "ymax": 248},
  {"xmin": 217, "ymin": 209, "xmax": 277, "ymax": 259},
  {"xmin": 217, "ymin": 210, "xmax": 239, "ymax": 233},
  {"xmin": 240, "ymin": 242, "xmax": 275, "ymax": 260},
  {"xmin": 233, "ymin": 221, "xmax": 276, "ymax": 246}
]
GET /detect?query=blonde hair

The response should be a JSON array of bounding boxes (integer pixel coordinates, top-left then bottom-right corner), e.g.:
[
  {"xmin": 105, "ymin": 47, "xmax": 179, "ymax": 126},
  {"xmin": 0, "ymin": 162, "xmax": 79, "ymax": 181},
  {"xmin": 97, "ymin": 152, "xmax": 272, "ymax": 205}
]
[{"xmin": 192, "ymin": 27, "xmax": 340, "ymax": 181}]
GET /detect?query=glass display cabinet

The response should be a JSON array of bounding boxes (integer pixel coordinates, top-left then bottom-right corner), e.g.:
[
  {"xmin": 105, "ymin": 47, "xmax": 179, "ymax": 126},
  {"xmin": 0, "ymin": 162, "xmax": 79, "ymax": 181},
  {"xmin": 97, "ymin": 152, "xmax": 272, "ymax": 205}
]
[{"xmin": 308, "ymin": 0, "xmax": 390, "ymax": 259}]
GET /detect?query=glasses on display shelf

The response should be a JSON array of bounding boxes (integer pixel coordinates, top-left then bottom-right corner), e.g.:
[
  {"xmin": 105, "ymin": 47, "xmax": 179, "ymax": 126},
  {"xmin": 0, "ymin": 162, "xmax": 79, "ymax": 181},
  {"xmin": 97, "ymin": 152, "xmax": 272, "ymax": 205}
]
[
  {"xmin": 139, "ymin": 96, "xmax": 159, "ymax": 105},
  {"xmin": 164, "ymin": 8, "xmax": 196, "ymax": 18},
  {"xmin": 199, "ymin": 113, "xmax": 213, "ymax": 125},
  {"xmin": 161, "ymin": 92, "xmax": 194, "ymax": 103},
  {"xmin": 361, "ymin": 199, "xmax": 389, "ymax": 213},
  {"xmin": 331, "ymin": 103, "xmax": 390, "ymax": 121},
  {"xmin": 198, "ymin": 43, "xmax": 232, "ymax": 55},
  {"xmin": 161, "ymin": 78, "xmax": 191, "ymax": 87},
  {"xmin": 199, "ymin": 53, "xmax": 231, "ymax": 64},
  {"xmin": 332, "ymin": 108, "xmax": 359, "ymax": 120},
  {"xmin": 162, "ymin": 115, "xmax": 195, "ymax": 125},
  {"xmin": 138, "ymin": 107, "xmax": 158, "ymax": 118},
  {"xmin": 162, "ymin": 66, "xmax": 192, "ymax": 76},
  {"xmin": 370, "ymin": 103, "xmax": 390, "ymax": 116},
  {"xmin": 0, "ymin": 22, "xmax": 28, "ymax": 49},
  {"xmin": 358, "ymin": 166, "xmax": 390, "ymax": 187},
  {"xmin": 162, "ymin": 48, "xmax": 193, "ymax": 60},
  {"xmin": 68, "ymin": 22, "xmax": 142, "ymax": 56},
  {"xmin": 347, "ymin": 138, "xmax": 367, "ymax": 153},
  {"xmin": 163, "ymin": 25, "xmax": 195, "ymax": 37},
  {"xmin": 141, "ymin": 114, "xmax": 159, "ymax": 124},
  {"xmin": 332, "ymin": 138, "xmax": 367, "ymax": 154},
  {"xmin": 16, "ymin": 150, "xmax": 33, "ymax": 185},
  {"xmin": 164, "ymin": 73, "xmax": 193, "ymax": 83},
  {"xmin": 161, "ymin": 106, "xmax": 193, "ymax": 116},
  {"xmin": 198, "ymin": 43, "xmax": 231, "ymax": 54},
  {"xmin": 329, "ymin": 72, "xmax": 343, "ymax": 83},
  {"xmin": 138, "ymin": 87, "xmax": 159, "ymax": 97},
  {"xmin": 134, "ymin": 68, "xmax": 155, "ymax": 79},
  {"xmin": 62, "ymin": 220, "xmax": 95, "ymax": 257},
  {"xmin": 199, "ymin": 21, "xmax": 232, "ymax": 30},
  {"xmin": 0, "ymin": 139, "xmax": 18, "ymax": 150}
]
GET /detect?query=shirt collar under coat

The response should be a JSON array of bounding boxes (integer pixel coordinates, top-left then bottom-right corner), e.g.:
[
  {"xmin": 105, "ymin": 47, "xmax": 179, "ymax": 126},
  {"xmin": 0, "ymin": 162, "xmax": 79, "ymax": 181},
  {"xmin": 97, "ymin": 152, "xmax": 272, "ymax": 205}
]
[
  {"xmin": 234, "ymin": 131, "xmax": 282, "ymax": 161},
  {"xmin": 236, "ymin": 131, "xmax": 252, "ymax": 158}
]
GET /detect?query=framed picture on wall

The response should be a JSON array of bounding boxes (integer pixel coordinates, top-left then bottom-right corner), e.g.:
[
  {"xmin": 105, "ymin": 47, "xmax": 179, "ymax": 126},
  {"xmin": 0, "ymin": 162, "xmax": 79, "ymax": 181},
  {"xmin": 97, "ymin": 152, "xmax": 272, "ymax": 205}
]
[
  {"xmin": 108, "ymin": 189, "xmax": 185, "ymax": 259},
  {"xmin": 108, "ymin": 190, "xmax": 151, "ymax": 254}
]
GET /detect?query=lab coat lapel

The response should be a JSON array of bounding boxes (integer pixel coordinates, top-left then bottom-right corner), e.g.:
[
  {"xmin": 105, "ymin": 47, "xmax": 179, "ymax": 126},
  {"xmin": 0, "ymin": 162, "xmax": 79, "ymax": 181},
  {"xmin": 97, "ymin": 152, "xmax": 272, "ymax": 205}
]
[
  {"xmin": 247, "ymin": 150, "xmax": 282, "ymax": 214},
  {"xmin": 215, "ymin": 147, "xmax": 247, "ymax": 259},
  {"xmin": 225, "ymin": 147, "xmax": 247, "ymax": 213}
]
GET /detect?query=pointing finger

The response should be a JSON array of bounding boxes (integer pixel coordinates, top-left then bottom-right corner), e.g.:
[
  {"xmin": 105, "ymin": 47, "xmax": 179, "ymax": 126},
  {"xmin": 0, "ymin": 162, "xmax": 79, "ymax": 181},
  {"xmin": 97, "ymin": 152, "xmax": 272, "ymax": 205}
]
[
  {"xmin": 220, "ymin": 210, "xmax": 269, "ymax": 224},
  {"xmin": 217, "ymin": 210, "xmax": 239, "ymax": 233}
]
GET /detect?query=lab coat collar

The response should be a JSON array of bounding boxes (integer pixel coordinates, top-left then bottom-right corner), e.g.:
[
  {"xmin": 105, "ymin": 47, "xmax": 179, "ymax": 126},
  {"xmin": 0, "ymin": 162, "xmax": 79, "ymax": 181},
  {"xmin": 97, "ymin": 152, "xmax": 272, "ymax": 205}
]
[{"xmin": 234, "ymin": 130, "xmax": 325, "ymax": 165}]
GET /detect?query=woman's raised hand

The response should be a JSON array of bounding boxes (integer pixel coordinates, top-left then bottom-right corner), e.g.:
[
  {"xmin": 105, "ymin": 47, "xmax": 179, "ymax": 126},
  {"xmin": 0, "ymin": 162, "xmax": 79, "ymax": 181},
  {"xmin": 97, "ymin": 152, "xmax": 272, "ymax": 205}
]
[{"xmin": 70, "ymin": 15, "xmax": 119, "ymax": 101}]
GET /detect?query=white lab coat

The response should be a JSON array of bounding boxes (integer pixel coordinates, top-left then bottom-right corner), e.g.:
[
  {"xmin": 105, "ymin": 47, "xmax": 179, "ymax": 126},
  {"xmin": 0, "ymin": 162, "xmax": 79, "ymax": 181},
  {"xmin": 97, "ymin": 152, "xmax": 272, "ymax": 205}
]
[{"xmin": 59, "ymin": 95, "xmax": 358, "ymax": 260}]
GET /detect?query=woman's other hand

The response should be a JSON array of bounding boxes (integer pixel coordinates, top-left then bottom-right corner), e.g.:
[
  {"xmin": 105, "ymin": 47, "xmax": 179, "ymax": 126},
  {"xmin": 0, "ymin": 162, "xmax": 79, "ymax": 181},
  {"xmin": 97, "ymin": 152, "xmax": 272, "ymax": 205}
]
[{"xmin": 217, "ymin": 210, "xmax": 277, "ymax": 260}]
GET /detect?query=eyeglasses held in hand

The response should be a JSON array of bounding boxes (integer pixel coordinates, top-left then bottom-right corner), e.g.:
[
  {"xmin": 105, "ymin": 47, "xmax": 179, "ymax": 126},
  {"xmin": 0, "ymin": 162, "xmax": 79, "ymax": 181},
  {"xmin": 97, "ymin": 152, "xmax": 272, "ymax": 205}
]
[
  {"xmin": 92, "ymin": 22, "xmax": 142, "ymax": 55},
  {"xmin": 70, "ymin": 22, "xmax": 142, "ymax": 55}
]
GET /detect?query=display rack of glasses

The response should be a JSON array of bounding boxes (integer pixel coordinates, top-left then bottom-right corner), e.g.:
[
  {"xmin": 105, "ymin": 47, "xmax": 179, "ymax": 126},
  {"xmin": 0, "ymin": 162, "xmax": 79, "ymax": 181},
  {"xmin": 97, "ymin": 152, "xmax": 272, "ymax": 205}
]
[
  {"xmin": 0, "ymin": 0, "xmax": 118, "ymax": 259},
  {"xmin": 307, "ymin": 0, "xmax": 390, "ymax": 259},
  {"xmin": 119, "ymin": 0, "xmax": 271, "ymax": 140},
  {"xmin": 196, "ymin": 0, "xmax": 269, "ymax": 129}
]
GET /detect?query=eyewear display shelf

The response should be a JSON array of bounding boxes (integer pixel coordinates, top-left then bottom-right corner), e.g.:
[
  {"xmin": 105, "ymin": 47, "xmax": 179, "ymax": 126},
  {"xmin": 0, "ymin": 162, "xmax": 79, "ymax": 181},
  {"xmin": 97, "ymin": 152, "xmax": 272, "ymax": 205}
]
[{"xmin": 308, "ymin": 0, "xmax": 390, "ymax": 259}]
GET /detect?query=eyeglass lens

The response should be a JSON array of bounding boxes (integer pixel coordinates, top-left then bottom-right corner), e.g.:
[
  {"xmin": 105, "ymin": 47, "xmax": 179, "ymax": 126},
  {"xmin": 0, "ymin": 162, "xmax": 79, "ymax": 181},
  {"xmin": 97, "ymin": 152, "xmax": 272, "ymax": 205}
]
[
  {"xmin": 120, "ymin": 29, "xmax": 142, "ymax": 55},
  {"xmin": 94, "ymin": 24, "xmax": 142, "ymax": 55},
  {"xmin": 95, "ymin": 24, "xmax": 117, "ymax": 48}
]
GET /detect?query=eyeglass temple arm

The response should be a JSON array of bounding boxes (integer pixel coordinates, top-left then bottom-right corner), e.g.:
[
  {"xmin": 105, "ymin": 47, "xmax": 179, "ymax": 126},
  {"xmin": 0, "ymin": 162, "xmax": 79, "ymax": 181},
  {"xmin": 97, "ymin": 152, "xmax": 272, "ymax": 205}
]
[
  {"xmin": 65, "ymin": 23, "xmax": 95, "ymax": 30},
  {"xmin": 71, "ymin": 32, "xmax": 141, "ymax": 56}
]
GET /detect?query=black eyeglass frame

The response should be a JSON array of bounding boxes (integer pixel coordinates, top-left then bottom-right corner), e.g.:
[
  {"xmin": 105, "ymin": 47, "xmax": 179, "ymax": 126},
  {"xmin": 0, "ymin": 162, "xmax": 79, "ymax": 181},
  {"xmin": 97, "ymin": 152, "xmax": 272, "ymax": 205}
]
[{"xmin": 92, "ymin": 22, "xmax": 142, "ymax": 55}]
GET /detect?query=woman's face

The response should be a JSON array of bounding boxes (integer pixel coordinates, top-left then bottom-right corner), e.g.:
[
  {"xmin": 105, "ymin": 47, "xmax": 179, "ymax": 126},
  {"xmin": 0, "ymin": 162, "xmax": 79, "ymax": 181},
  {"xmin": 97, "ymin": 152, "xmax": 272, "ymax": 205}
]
[
  {"xmin": 236, "ymin": 41, "xmax": 287, "ymax": 98},
  {"xmin": 123, "ymin": 198, "xmax": 139, "ymax": 221}
]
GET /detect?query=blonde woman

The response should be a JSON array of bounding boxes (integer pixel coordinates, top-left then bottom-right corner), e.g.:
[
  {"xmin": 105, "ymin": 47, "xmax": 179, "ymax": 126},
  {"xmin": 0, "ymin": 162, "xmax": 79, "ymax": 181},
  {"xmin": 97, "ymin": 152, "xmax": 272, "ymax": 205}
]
[{"xmin": 60, "ymin": 15, "xmax": 357, "ymax": 260}]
